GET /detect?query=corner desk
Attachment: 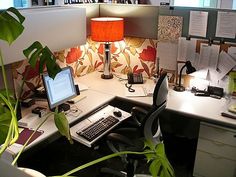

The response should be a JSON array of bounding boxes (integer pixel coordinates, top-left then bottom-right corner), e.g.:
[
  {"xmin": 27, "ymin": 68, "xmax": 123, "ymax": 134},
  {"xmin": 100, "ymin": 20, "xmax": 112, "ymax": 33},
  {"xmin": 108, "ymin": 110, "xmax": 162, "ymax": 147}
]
[{"xmin": 5, "ymin": 71, "xmax": 236, "ymax": 177}]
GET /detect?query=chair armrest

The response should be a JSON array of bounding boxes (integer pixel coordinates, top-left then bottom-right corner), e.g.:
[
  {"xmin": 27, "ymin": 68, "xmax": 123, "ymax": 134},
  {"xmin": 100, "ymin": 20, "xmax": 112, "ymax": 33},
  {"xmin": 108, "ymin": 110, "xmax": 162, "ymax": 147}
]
[
  {"xmin": 130, "ymin": 106, "xmax": 149, "ymax": 126},
  {"xmin": 106, "ymin": 132, "xmax": 135, "ymax": 147}
]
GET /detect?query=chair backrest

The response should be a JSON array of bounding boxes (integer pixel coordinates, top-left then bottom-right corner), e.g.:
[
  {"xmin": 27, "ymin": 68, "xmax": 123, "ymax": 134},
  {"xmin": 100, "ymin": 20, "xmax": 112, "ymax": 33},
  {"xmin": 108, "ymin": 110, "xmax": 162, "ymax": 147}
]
[
  {"xmin": 152, "ymin": 72, "xmax": 168, "ymax": 108},
  {"xmin": 143, "ymin": 72, "xmax": 169, "ymax": 145}
]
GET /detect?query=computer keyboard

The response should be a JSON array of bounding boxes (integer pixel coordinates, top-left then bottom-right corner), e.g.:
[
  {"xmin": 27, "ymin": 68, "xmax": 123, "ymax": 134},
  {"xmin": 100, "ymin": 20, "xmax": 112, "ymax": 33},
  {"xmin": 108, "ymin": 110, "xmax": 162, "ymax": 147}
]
[{"xmin": 76, "ymin": 115, "xmax": 119, "ymax": 142}]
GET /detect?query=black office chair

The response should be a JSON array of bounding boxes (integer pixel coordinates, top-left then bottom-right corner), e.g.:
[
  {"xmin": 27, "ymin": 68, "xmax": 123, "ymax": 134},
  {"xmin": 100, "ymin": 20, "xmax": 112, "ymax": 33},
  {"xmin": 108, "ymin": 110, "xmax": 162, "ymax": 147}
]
[{"xmin": 101, "ymin": 72, "xmax": 169, "ymax": 177}]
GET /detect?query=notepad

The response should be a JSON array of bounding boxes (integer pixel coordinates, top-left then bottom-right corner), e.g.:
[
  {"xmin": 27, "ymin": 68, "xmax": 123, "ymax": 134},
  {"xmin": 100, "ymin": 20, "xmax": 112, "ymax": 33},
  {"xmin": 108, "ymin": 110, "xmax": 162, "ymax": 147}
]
[
  {"xmin": 125, "ymin": 84, "xmax": 155, "ymax": 97},
  {"xmin": 16, "ymin": 128, "xmax": 43, "ymax": 146}
]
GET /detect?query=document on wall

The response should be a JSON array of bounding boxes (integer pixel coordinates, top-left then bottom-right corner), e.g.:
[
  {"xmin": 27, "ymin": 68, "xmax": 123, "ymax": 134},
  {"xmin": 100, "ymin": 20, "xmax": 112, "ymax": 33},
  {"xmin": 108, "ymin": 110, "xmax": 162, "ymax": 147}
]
[
  {"xmin": 215, "ymin": 11, "xmax": 236, "ymax": 39},
  {"xmin": 177, "ymin": 37, "xmax": 197, "ymax": 63},
  {"xmin": 228, "ymin": 46, "xmax": 236, "ymax": 60},
  {"xmin": 189, "ymin": 11, "xmax": 208, "ymax": 37},
  {"xmin": 157, "ymin": 41, "xmax": 178, "ymax": 71},
  {"xmin": 213, "ymin": 51, "xmax": 236, "ymax": 80},
  {"xmin": 197, "ymin": 43, "xmax": 220, "ymax": 70}
]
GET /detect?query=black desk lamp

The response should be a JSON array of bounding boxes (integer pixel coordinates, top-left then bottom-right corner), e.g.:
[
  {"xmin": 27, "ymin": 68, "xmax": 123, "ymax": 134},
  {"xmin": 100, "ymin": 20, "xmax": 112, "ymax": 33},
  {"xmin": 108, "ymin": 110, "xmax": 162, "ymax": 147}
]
[{"xmin": 174, "ymin": 61, "xmax": 196, "ymax": 92}]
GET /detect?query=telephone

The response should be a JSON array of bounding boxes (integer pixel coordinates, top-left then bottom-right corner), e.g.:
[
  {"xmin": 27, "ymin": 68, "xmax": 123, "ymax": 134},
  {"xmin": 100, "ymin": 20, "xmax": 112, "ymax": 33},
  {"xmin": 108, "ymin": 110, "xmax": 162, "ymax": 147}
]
[{"xmin": 127, "ymin": 72, "xmax": 143, "ymax": 84}]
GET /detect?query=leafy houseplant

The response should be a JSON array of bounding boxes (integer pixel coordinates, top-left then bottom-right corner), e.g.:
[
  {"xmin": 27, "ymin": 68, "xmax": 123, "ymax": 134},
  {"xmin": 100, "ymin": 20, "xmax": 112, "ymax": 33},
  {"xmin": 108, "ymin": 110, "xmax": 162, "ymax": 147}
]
[
  {"xmin": 0, "ymin": 7, "xmax": 72, "ymax": 165},
  {"xmin": 0, "ymin": 7, "xmax": 174, "ymax": 177}
]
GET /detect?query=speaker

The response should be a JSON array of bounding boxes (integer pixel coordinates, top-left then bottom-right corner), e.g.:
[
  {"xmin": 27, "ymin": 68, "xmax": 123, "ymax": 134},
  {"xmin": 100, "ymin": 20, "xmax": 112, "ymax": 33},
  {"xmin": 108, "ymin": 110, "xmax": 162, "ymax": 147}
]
[{"xmin": 75, "ymin": 84, "xmax": 80, "ymax": 95}]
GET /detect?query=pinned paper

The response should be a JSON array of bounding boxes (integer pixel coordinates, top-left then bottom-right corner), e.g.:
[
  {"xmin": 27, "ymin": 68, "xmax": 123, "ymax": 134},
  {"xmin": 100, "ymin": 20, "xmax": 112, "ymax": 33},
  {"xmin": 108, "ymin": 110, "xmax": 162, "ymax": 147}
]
[
  {"xmin": 189, "ymin": 11, "xmax": 208, "ymax": 37},
  {"xmin": 216, "ymin": 11, "xmax": 236, "ymax": 39},
  {"xmin": 197, "ymin": 43, "xmax": 220, "ymax": 70},
  {"xmin": 177, "ymin": 37, "xmax": 197, "ymax": 63}
]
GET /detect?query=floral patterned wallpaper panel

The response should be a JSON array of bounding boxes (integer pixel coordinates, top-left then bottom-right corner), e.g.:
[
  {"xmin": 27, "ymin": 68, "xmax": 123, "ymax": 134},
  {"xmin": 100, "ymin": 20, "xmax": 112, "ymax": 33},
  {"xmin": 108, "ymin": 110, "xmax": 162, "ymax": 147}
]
[{"xmin": 13, "ymin": 37, "xmax": 158, "ymax": 99}]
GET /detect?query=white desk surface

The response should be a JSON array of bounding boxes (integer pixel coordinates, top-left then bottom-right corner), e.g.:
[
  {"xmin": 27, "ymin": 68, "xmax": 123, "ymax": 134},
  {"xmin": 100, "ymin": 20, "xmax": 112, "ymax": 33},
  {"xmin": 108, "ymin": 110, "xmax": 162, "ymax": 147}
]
[
  {"xmin": 75, "ymin": 71, "xmax": 236, "ymax": 129},
  {"xmin": 7, "ymin": 89, "xmax": 114, "ymax": 155},
  {"xmin": 7, "ymin": 71, "xmax": 236, "ymax": 156}
]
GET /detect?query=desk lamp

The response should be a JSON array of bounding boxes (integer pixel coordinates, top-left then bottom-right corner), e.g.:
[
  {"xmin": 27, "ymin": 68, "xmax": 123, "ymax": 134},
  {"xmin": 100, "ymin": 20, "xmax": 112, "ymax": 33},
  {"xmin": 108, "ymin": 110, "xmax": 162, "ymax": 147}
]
[
  {"xmin": 174, "ymin": 61, "xmax": 196, "ymax": 92},
  {"xmin": 91, "ymin": 17, "xmax": 124, "ymax": 79}
]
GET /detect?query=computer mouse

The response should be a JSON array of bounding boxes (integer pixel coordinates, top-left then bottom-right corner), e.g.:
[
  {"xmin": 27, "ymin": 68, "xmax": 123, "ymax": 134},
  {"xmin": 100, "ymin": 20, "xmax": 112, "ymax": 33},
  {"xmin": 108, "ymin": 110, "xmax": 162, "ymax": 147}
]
[{"xmin": 113, "ymin": 110, "xmax": 122, "ymax": 117}]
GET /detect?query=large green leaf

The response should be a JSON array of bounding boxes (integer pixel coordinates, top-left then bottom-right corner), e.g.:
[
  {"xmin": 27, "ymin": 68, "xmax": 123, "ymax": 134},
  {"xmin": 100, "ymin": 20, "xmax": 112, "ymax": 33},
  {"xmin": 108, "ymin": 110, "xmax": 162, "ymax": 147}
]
[
  {"xmin": 0, "ymin": 7, "xmax": 25, "ymax": 45},
  {"xmin": 145, "ymin": 141, "xmax": 175, "ymax": 177},
  {"xmin": 23, "ymin": 41, "xmax": 61, "ymax": 79},
  {"xmin": 0, "ymin": 89, "xmax": 15, "ymax": 105},
  {"xmin": 54, "ymin": 111, "xmax": 73, "ymax": 144}
]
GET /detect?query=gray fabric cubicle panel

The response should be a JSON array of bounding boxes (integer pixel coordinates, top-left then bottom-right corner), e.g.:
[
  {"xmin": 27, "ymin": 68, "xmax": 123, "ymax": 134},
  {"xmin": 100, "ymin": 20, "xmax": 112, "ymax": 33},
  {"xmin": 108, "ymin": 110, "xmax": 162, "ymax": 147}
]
[
  {"xmin": 99, "ymin": 4, "xmax": 159, "ymax": 39},
  {"xmin": 71, "ymin": 4, "xmax": 100, "ymax": 36}
]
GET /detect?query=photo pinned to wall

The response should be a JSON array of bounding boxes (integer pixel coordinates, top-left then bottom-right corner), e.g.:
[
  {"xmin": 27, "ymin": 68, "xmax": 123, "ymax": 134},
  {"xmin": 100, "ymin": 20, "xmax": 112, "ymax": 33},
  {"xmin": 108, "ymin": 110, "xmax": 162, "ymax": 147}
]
[{"xmin": 157, "ymin": 15, "xmax": 183, "ymax": 42}]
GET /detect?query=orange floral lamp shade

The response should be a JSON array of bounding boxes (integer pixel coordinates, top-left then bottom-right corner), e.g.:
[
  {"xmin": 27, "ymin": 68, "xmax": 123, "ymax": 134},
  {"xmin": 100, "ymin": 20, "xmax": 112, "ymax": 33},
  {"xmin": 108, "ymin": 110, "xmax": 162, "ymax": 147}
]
[{"xmin": 91, "ymin": 17, "xmax": 124, "ymax": 42}]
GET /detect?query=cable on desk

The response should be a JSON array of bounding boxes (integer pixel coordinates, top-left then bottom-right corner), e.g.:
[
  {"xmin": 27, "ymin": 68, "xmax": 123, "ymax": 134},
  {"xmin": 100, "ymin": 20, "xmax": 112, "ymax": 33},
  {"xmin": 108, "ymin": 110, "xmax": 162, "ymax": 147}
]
[
  {"xmin": 65, "ymin": 104, "xmax": 83, "ymax": 118},
  {"xmin": 125, "ymin": 83, "xmax": 135, "ymax": 92},
  {"xmin": 113, "ymin": 73, "xmax": 128, "ymax": 82}
]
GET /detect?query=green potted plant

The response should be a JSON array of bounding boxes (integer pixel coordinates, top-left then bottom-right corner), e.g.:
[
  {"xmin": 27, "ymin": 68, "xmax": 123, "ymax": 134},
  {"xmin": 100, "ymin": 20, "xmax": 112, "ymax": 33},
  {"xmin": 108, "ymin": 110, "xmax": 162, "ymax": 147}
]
[
  {"xmin": 0, "ymin": 7, "xmax": 72, "ymax": 165},
  {"xmin": 0, "ymin": 7, "xmax": 174, "ymax": 177}
]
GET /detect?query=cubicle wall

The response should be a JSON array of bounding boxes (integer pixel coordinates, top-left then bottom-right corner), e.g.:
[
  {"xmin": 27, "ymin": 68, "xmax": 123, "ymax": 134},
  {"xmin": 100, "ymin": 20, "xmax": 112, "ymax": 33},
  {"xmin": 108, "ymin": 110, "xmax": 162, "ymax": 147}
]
[
  {"xmin": 99, "ymin": 4, "xmax": 159, "ymax": 39},
  {"xmin": 8, "ymin": 4, "xmax": 236, "ymax": 98},
  {"xmin": 98, "ymin": 4, "xmax": 236, "ymax": 43},
  {"xmin": 71, "ymin": 4, "xmax": 100, "ymax": 36}
]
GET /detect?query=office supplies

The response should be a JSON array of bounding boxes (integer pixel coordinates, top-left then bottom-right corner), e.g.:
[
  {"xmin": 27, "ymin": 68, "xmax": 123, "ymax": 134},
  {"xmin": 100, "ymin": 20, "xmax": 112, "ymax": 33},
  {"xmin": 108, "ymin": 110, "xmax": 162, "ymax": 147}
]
[
  {"xmin": 125, "ymin": 86, "xmax": 147, "ymax": 97},
  {"xmin": 16, "ymin": 128, "xmax": 43, "ymax": 146},
  {"xmin": 42, "ymin": 67, "xmax": 77, "ymax": 112},
  {"xmin": 91, "ymin": 17, "xmax": 124, "ymax": 79},
  {"xmin": 76, "ymin": 115, "xmax": 119, "ymax": 141},
  {"xmin": 207, "ymin": 86, "xmax": 223, "ymax": 98},
  {"xmin": 127, "ymin": 72, "xmax": 143, "ymax": 84},
  {"xmin": 18, "ymin": 113, "xmax": 39, "ymax": 128},
  {"xmin": 21, "ymin": 98, "xmax": 35, "ymax": 108},
  {"xmin": 32, "ymin": 106, "xmax": 48, "ymax": 118}
]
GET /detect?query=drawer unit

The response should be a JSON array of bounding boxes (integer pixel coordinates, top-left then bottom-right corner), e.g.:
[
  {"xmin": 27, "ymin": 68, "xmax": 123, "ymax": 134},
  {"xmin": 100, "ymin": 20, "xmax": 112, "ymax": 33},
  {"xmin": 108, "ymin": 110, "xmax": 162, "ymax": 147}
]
[
  {"xmin": 197, "ymin": 138, "xmax": 236, "ymax": 161},
  {"xmin": 194, "ymin": 150, "xmax": 236, "ymax": 177},
  {"xmin": 199, "ymin": 123, "xmax": 236, "ymax": 147},
  {"xmin": 193, "ymin": 122, "xmax": 236, "ymax": 177}
]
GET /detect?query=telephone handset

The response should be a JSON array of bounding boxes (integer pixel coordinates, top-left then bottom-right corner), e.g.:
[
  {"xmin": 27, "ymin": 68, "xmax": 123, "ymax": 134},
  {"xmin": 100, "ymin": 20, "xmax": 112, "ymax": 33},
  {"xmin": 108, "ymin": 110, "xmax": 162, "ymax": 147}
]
[{"xmin": 127, "ymin": 72, "xmax": 143, "ymax": 84}]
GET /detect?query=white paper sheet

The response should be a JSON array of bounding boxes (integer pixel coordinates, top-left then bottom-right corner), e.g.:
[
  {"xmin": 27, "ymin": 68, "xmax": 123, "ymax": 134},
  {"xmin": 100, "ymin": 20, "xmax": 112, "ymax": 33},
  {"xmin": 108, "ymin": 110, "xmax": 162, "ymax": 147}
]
[
  {"xmin": 214, "ymin": 51, "xmax": 236, "ymax": 80},
  {"xmin": 228, "ymin": 46, "xmax": 236, "ymax": 60},
  {"xmin": 189, "ymin": 11, "xmax": 208, "ymax": 37},
  {"xmin": 216, "ymin": 11, "xmax": 236, "ymax": 39},
  {"xmin": 157, "ymin": 41, "xmax": 178, "ymax": 70},
  {"xmin": 197, "ymin": 43, "xmax": 220, "ymax": 70},
  {"xmin": 177, "ymin": 37, "xmax": 197, "ymax": 63}
]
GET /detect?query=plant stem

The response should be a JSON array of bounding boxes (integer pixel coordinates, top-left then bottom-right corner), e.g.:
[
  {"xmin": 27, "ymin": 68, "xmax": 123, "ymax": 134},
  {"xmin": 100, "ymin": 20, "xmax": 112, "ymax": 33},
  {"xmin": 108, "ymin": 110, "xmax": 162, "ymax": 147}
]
[
  {"xmin": 62, "ymin": 150, "xmax": 153, "ymax": 176},
  {"xmin": 11, "ymin": 112, "xmax": 53, "ymax": 166},
  {"xmin": 0, "ymin": 94, "xmax": 18, "ymax": 156},
  {"xmin": 0, "ymin": 49, "xmax": 9, "ymax": 100}
]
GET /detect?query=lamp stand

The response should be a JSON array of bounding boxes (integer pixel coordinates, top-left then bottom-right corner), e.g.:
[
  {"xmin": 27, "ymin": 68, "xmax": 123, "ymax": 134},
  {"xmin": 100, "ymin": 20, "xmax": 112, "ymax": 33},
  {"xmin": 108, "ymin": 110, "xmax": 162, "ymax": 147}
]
[
  {"xmin": 173, "ymin": 63, "xmax": 186, "ymax": 92},
  {"xmin": 101, "ymin": 42, "xmax": 113, "ymax": 79}
]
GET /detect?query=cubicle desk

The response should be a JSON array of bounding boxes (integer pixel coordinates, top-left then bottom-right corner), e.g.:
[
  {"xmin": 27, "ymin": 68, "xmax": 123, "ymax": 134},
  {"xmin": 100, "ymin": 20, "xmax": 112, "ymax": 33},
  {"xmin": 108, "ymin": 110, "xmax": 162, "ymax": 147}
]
[
  {"xmin": 4, "ymin": 89, "xmax": 114, "ymax": 159},
  {"xmin": 75, "ymin": 71, "xmax": 236, "ymax": 177},
  {"xmin": 6, "ymin": 71, "xmax": 236, "ymax": 176},
  {"xmin": 75, "ymin": 71, "xmax": 236, "ymax": 129}
]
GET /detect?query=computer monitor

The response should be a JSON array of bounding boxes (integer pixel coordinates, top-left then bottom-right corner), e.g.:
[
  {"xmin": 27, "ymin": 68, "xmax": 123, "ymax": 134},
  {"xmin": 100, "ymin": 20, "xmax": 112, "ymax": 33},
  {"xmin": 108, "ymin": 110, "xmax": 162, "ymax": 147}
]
[{"xmin": 42, "ymin": 67, "xmax": 77, "ymax": 112}]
